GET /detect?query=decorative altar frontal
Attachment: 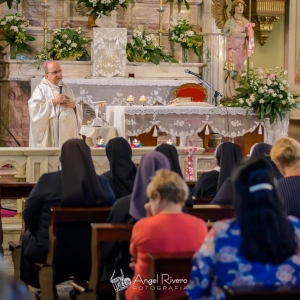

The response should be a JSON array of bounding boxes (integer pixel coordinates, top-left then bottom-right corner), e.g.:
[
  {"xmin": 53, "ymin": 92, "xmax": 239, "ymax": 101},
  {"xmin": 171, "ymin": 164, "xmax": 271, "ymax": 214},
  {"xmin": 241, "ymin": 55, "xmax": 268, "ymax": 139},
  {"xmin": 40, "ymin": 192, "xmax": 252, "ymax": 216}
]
[{"xmin": 106, "ymin": 106, "xmax": 290, "ymax": 145}]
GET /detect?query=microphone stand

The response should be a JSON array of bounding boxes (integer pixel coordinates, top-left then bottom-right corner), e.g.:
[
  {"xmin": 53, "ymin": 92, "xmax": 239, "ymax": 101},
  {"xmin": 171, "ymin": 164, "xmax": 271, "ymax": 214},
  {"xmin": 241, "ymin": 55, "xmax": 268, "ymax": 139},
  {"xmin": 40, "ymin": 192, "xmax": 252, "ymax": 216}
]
[
  {"xmin": 194, "ymin": 76, "xmax": 223, "ymax": 107},
  {"xmin": 0, "ymin": 119, "xmax": 21, "ymax": 146}
]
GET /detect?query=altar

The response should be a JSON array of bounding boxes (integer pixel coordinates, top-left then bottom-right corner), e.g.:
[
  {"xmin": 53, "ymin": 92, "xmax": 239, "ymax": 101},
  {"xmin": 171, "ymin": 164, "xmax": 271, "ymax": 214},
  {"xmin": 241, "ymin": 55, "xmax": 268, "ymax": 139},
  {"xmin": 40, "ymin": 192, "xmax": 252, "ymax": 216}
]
[{"xmin": 106, "ymin": 105, "xmax": 290, "ymax": 154}]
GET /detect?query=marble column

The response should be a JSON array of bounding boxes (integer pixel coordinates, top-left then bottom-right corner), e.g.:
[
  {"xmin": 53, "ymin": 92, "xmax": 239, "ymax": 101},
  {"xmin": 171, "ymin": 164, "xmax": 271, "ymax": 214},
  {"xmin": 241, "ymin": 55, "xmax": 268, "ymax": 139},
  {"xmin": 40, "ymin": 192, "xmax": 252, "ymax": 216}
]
[{"xmin": 200, "ymin": 0, "xmax": 226, "ymax": 105}]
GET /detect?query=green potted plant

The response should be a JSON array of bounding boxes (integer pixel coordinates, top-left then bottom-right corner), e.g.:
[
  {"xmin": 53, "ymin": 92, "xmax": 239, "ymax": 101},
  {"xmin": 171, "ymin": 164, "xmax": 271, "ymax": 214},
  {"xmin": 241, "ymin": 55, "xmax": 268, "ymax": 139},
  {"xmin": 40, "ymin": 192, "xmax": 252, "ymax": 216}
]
[
  {"xmin": 48, "ymin": 27, "xmax": 90, "ymax": 61},
  {"xmin": 0, "ymin": 13, "xmax": 35, "ymax": 59},
  {"xmin": 126, "ymin": 26, "xmax": 177, "ymax": 65}
]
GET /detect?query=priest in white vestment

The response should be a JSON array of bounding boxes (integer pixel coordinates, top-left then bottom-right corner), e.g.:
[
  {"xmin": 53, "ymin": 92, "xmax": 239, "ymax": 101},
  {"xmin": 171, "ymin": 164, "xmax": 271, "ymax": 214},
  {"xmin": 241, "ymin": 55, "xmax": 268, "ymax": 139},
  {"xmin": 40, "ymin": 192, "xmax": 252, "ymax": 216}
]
[{"xmin": 28, "ymin": 61, "xmax": 83, "ymax": 147}]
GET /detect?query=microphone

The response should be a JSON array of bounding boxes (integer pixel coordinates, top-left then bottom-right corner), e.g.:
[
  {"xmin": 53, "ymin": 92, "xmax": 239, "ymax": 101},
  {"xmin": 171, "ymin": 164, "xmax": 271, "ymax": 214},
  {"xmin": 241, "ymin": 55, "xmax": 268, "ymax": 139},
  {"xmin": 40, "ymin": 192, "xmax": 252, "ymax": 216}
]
[
  {"xmin": 184, "ymin": 69, "xmax": 201, "ymax": 79},
  {"xmin": 58, "ymin": 81, "xmax": 63, "ymax": 94}
]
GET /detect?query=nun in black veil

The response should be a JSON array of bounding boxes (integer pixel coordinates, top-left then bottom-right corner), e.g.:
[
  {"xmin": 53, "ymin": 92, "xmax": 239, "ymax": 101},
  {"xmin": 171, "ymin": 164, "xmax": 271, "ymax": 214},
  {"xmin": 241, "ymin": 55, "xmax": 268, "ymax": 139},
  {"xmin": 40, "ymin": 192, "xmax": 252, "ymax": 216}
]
[
  {"xmin": 20, "ymin": 139, "xmax": 114, "ymax": 289},
  {"xmin": 211, "ymin": 142, "xmax": 244, "ymax": 205},
  {"xmin": 100, "ymin": 137, "xmax": 137, "ymax": 199}
]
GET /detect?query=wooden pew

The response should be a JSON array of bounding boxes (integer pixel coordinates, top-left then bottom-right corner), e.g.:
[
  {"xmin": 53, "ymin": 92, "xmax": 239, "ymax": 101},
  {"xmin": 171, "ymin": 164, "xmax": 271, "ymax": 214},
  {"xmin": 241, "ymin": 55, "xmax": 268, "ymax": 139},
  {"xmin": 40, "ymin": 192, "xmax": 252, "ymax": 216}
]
[
  {"xmin": 192, "ymin": 196, "xmax": 213, "ymax": 205},
  {"xmin": 72, "ymin": 223, "xmax": 133, "ymax": 300},
  {"xmin": 148, "ymin": 252, "xmax": 193, "ymax": 300},
  {"xmin": 224, "ymin": 285, "xmax": 300, "ymax": 300},
  {"xmin": 8, "ymin": 197, "xmax": 27, "ymax": 280},
  {"xmin": 35, "ymin": 206, "xmax": 111, "ymax": 300},
  {"xmin": 187, "ymin": 205, "xmax": 234, "ymax": 222},
  {"xmin": 0, "ymin": 182, "xmax": 35, "ymax": 253}
]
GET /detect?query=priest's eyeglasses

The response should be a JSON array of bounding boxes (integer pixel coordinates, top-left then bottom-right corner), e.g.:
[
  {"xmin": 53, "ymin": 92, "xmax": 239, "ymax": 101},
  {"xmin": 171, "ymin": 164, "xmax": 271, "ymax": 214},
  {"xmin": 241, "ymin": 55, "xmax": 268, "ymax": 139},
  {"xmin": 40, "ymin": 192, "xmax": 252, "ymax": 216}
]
[{"xmin": 47, "ymin": 70, "xmax": 62, "ymax": 75}]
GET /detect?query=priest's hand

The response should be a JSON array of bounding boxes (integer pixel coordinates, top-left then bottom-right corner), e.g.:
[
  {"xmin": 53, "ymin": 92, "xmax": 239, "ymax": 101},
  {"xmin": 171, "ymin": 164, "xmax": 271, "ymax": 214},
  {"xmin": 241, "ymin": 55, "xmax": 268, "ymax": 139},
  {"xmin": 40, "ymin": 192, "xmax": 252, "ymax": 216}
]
[
  {"xmin": 52, "ymin": 94, "xmax": 65, "ymax": 106},
  {"xmin": 61, "ymin": 96, "xmax": 76, "ymax": 109}
]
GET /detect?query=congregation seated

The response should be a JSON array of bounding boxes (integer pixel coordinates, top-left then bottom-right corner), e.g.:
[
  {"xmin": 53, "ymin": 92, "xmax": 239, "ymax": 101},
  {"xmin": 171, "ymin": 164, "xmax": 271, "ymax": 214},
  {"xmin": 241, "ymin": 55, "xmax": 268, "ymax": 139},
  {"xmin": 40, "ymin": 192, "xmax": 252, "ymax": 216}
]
[
  {"xmin": 20, "ymin": 139, "xmax": 114, "ymax": 289},
  {"xmin": 101, "ymin": 151, "xmax": 170, "ymax": 282},
  {"xmin": 100, "ymin": 137, "xmax": 137, "ymax": 200},
  {"xmin": 155, "ymin": 143, "xmax": 193, "ymax": 206},
  {"xmin": 270, "ymin": 137, "xmax": 300, "ymax": 219},
  {"xmin": 212, "ymin": 142, "xmax": 281, "ymax": 205},
  {"xmin": 124, "ymin": 169, "xmax": 207, "ymax": 300},
  {"xmin": 186, "ymin": 157, "xmax": 300, "ymax": 300},
  {"xmin": 210, "ymin": 142, "xmax": 244, "ymax": 204}
]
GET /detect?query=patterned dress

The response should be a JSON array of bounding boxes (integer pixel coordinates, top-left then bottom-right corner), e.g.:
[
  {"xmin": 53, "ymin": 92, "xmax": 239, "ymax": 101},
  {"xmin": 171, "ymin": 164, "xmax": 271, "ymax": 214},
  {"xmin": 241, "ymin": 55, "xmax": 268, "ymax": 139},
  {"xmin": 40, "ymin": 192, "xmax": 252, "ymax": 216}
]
[{"xmin": 186, "ymin": 217, "xmax": 300, "ymax": 300}]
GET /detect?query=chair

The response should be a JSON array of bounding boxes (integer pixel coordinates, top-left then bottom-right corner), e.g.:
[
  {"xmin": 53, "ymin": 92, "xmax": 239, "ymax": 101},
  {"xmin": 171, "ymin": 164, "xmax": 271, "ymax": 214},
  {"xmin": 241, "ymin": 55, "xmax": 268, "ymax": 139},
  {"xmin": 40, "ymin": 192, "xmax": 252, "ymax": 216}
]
[
  {"xmin": 224, "ymin": 285, "xmax": 300, "ymax": 300},
  {"xmin": 174, "ymin": 83, "xmax": 208, "ymax": 102},
  {"xmin": 148, "ymin": 252, "xmax": 194, "ymax": 300}
]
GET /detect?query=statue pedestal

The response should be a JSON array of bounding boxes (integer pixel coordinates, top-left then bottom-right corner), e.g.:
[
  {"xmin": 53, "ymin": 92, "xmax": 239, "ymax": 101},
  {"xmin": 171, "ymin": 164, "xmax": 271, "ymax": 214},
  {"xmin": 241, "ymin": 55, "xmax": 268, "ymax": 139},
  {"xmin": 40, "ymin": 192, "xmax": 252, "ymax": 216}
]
[{"xmin": 92, "ymin": 28, "xmax": 127, "ymax": 77}]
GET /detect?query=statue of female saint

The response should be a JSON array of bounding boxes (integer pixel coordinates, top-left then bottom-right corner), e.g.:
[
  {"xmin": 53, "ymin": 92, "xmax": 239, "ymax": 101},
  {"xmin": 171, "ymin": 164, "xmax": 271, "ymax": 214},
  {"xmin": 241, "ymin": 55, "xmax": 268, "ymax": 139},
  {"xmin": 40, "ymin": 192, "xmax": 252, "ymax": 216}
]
[{"xmin": 223, "ymin": 0, "xmax": 249, "ymax": 99}]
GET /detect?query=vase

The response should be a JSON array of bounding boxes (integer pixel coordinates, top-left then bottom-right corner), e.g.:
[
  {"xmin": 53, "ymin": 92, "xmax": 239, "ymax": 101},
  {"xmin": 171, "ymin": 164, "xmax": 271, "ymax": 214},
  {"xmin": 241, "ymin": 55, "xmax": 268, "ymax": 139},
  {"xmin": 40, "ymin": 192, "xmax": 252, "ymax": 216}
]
[
  {"xmin": 95, "ymin": 10, "xmax": 118, "ymax": 28},
  {"xmin": 10, "ymin": 44, "xmax": 18, "ymax": 59},
  {"xmin": 178, "ymin": 0, "xmax": 182, "ymax": 20},
  {"xmin": 181, "ymin": 47, "xmax": 188, "ymax": 63},
  {"xmin": 60, "ymin": 56, "xmax": 77, "ymax": 61},
  {"xmin": 169, "ymin": 0, "xmax": 174, "ymax": 25}
]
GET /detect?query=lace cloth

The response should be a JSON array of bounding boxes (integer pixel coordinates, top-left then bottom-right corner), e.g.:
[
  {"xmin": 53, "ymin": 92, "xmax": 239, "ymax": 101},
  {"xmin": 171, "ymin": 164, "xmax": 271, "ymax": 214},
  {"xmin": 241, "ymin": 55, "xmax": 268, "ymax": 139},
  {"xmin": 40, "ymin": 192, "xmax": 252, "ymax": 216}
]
[
  {"xmin": 92, "ymin": 28, "xmax": 127, "ymax": 77},
  {"xmin": 106, "ymin": 106, "xmax": 289, "ymax": 146}
]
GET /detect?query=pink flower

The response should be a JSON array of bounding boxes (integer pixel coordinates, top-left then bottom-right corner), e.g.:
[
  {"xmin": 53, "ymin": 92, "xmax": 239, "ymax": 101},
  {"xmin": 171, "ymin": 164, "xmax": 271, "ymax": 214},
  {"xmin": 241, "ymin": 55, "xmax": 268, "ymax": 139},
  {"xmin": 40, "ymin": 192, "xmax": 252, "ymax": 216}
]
[
  {"xmin": 257, "ymin": 67, "xmax": 264, "ymax": 74},
  {"xmin": 267, "ymin": 72, "xmax": 276, "ymax": 80}
]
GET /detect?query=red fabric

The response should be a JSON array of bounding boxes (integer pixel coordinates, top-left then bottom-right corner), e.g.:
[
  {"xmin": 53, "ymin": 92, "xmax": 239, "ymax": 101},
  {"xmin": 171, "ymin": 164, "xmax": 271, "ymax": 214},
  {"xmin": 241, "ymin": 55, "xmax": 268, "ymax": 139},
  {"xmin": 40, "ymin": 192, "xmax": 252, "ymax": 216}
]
[
  {"xmin": 1, "ymin": 209, "xmax": 17, "ymax": 218},
  {"xmin": 177, "ymin": 87, "xmax": 206, "ymax": 102},
  {"xmin": 125, "ymin": 213, "xmax": 208, "ymax": 300}
]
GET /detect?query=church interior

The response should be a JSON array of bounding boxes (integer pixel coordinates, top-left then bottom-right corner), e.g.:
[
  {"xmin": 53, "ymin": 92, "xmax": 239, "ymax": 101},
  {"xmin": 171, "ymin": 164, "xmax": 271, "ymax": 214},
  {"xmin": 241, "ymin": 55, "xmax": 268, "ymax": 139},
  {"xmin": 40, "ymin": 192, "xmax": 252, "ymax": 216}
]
[{"xmin": 0, "ymin": 0, "xmax": 300, "ymax": 299}]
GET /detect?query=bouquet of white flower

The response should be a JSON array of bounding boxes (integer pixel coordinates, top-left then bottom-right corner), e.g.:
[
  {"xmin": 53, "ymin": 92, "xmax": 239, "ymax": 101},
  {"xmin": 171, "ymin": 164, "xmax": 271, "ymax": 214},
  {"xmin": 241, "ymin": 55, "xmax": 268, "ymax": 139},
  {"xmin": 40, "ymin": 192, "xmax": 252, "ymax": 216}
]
[
  {"xmin": 0, "ymin": 13, "xmax": 35, "ymax": 56},
  {"xmin": 227, "ymin": 67, "xmax": 298, "ymax": 124},
  {"xmin": 48, "ymin": 27, "xmax": 89, "ymax": 60},
  {"xmin": 126, "ymin": 26, "xmax": 177, "ymax": 65}
]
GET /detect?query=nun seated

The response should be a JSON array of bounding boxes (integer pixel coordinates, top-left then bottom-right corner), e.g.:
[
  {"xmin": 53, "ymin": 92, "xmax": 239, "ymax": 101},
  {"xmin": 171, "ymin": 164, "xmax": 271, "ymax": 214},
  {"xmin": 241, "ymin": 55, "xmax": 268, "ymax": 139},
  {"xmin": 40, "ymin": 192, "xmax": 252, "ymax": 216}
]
[
  {"xmin": 100, "ymin": 137, "xmax": 137, "ymax": 200},
  {"xmin": 20, "ymin": 139, "xmax": 115, "ymax": 293}
]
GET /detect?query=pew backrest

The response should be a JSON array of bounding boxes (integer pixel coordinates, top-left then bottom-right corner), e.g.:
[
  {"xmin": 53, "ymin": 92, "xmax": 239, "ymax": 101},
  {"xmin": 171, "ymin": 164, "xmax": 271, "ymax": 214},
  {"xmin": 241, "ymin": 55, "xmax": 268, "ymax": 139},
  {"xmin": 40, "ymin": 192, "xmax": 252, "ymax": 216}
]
[
  {"xmin": 224, "ymin": 285, "xmax": 300, "ymax": 300},
  {"xmin": 187, "ymin": 205, "xmax": 234, "ymax": 221},
  {"xmin": 148, "ymin": 252, "xmax": 194, "ymax": 300},
  {"xmin": 0, "ymin": 183, "xmax": 35, "ymax": 199},
  {"xmin": 192, "ymin": 196, "xmax": 213, "ymax": 205}
]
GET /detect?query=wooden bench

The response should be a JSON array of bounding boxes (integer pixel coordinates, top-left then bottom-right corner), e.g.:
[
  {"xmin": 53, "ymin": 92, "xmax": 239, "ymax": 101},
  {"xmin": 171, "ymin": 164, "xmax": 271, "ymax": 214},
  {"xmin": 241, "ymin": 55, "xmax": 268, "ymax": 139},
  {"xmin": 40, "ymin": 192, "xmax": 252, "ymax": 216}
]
[
  {"xmin": 187, "ymin": 205, "xmax": 234, "ymax": 221},
  {"xmin": 0, "ymin": 182, "xmax": 35, "ymax": 253},
  {"xmin": 72, "ymin": 223, "xmax": 133, "ymax": 300},
  {"xmin": 192, "ymin": 196, "xmax": 213, "ymax": 205},
  {"xmin": 148, "ymin": 252, "xmax": 193, "ymax": 300},
  {"xmin": 224, "ymin": 285, "xmax": 300, "ymax": 299},
  {"xmin": 34, "ymin": 206, "xmax": 111, "ymax": 300}
]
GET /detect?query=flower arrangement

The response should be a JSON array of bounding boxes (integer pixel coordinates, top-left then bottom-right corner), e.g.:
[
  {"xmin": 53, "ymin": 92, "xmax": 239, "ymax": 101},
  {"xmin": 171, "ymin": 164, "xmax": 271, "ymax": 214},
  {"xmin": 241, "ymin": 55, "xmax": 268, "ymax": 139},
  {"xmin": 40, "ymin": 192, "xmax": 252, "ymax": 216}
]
[
  {"xmin": 166, "ymin": 0, "xmax": 189, "ymax": 13},
  {"xmin": 228, "ymin": 67, "xmax": 298, "ymax": 124},
  {"xmin": 168, "ymin": 20, "xmax": 203, "ymax": 58},
  {"xmin": 126, "ymin": 26, "xmax": 177, "ymax": 65},
  {"xmin": 76, "ymin": 0, "xmax": 129, "ymax": 17},
  {"xmin": 48, "ymin": 27, "xmax": 89, "ymax": 60},
  {"xmin": 0, "ymin": 13, "xmax": 35, "ymax": 55},
  {"xmin": 0, "ymin": 0, "xmax": 20, "ymax": 9}
]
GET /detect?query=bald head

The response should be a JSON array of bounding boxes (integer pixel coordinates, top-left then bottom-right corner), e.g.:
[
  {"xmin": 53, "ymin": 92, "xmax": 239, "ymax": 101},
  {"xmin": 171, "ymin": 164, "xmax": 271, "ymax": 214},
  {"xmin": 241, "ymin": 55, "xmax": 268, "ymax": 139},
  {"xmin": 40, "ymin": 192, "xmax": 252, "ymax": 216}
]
[{"xmin": 44, "ymin": 61, "xmax": 63, "ymax": 86}]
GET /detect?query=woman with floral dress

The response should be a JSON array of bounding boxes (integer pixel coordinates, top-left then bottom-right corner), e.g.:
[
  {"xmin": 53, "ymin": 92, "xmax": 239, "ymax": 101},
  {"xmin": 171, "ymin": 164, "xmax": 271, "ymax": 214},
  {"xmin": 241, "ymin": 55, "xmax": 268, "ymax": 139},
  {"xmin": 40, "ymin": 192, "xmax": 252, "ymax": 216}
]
[{"xmin": 186, "ymin": 157, "xmax": 300, "ymax": 300}]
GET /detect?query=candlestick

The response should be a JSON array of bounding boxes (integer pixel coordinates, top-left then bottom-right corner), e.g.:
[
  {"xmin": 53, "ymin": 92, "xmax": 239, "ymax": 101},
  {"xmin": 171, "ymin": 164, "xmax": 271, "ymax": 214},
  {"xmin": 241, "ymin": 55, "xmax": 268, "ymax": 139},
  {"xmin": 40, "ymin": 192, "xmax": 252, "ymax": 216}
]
[
  {"xmin": 139, "ymin": 95, "xmax": 146, "ymax": 105},
  {"xmin": 42, "ymin": 3, "xmax": 50, "ymax": 49},
  {"xmin": 157, "ymin": 8, "xmax": 165, "ymax": 47}
]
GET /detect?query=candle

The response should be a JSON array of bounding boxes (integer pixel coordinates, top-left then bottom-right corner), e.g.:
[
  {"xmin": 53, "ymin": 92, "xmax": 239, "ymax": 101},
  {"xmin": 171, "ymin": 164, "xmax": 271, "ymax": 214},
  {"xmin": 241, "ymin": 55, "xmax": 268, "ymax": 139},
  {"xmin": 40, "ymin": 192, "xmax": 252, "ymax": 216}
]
[
  {"xmin": 127, "ymin": 95, "xmax": 134, "ymax": 103},
  {"xmin": 44, "ymin": 0, "xmax": 47, "ymax": 4},
  {"xmin": 17, "ymin": 199, "xmax": 23, "ymax": 214},
  {"xmin": 160, "ymin": 0, "xmax": 162, "ymax": 8},
  {"xmin": 167, "ymin": 139, "xmax": 173, "ymax": 145},
  {"xmin": 139, "ymin": 95, "xmax": 146, "ymax": 103}
]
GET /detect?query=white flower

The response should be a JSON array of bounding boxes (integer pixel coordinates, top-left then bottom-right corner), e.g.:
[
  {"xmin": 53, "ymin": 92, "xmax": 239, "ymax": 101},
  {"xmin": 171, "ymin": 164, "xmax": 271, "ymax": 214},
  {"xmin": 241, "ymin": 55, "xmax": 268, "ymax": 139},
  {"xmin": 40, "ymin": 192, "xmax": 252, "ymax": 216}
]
[
  {"xmin": 279, "ymin": 95, "xmax": 283, "ymax": 99},
  {"xmin": 180, "ymin": 34, "xmax": 184, "ymax": 38},
  {"xmin": 250, "ymin": 94, "xmax": 255, "ymax": 101},
  {"xmin": 272, "ymin": 93, "xmax": 277, "ymax": 97},
  {"xmin": 267, "ymin": 79, "xmax": 272, "ymax": 86},
  {"xmin": 183, "ymin": 38, "xmax": 186, "ymax": 42},
  {"xmin": 67, "ymin": 39, "xmax": 71, "ymax": 44},
  {"xmin": 282, "ymin": 100, "xmax": 286, "ymax": 104},
  {"xmin": 62, "ymin": 34, "xmax": 68, "ymax": 39},
  {"xmin": 283, "ymin": 80, "xmax": 287, "ymax": 84},
  {"xmin": 280, "ymin": 85, "xmax": 285, "ymax": 90},
  {"xmin": 259, "ymin": 99, "xmax": 264, "ymax": 104},
  {"xmin": 10, "ymin": 26, "xmax": 18, "ymax": 33},
  {"xmin": 238, "ymin": 99, "xmax": 244, "ymax": 103},
  {"xmin": 71, "ymin": 43, "xmax": 77, "ymax": 48},
  {"xmin": 186, "ymin": 30, "xmax": 194, "ymax": 37},
  {"xmin": 268, "ymin": 89, "xmax": 274, "ymax": 94},
  {"xmin": 1, "ymin": 21, "xmax": 6, "ymax": 25},
  {"xmin": 258, "ymin": 87, "xmax": 264, "ymax": 93},
  {"xmin": 284, "ymin": 70, "xmax": 288, "ymax": 75}
]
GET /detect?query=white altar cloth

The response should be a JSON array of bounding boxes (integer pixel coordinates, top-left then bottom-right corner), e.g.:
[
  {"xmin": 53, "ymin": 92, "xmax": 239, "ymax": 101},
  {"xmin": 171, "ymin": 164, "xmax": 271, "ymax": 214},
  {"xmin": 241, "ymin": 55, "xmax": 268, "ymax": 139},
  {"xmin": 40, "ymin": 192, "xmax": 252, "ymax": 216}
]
[{"xmin": 106, "ymin": 106, "xmax": 289, "ymax": 145}]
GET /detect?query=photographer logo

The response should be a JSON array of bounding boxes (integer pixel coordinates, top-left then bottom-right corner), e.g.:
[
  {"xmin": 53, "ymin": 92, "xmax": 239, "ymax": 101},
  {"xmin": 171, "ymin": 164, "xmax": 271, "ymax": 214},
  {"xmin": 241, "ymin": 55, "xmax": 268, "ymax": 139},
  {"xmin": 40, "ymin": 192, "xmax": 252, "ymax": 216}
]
[{"xmin": 110, "ymin": 269, "xmax": 131, "ymax": 292}]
